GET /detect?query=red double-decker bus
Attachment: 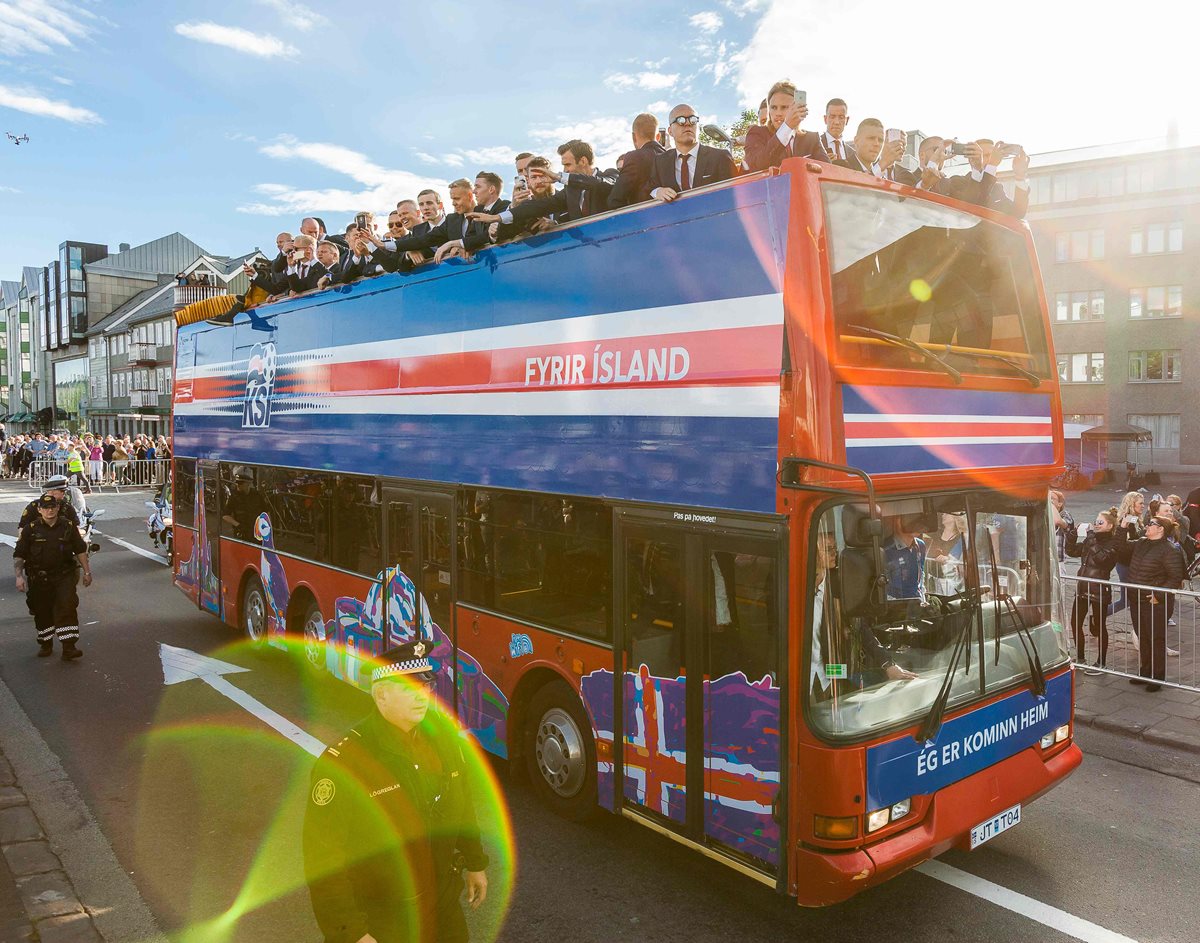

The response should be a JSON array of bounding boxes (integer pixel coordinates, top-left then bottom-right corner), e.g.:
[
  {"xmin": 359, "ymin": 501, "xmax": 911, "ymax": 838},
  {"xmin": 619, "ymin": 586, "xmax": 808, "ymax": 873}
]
[{"xmin": 171, "ymin": 157, "xmax": 1080, "ymax": 904}]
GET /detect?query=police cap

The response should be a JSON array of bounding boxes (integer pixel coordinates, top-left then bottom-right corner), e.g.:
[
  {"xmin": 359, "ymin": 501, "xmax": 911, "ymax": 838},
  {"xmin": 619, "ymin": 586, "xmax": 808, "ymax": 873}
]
[
  {"xmin": 43, "ymin": 475, "xmax": 70, "ymax": 492},
  {"xmin": 37, "ymin": 493, "xmax": 62, "ymax": 509},
  {"xmin": 371, "ymin": 640, "xmax": 436, "ymax": 685}
]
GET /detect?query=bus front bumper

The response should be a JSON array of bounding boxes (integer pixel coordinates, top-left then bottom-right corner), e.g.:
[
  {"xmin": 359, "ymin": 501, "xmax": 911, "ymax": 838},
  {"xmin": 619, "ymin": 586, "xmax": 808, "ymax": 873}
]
[{"xmin": 794, "ymin": 742, "xmax": 1082, "ymax": 907}]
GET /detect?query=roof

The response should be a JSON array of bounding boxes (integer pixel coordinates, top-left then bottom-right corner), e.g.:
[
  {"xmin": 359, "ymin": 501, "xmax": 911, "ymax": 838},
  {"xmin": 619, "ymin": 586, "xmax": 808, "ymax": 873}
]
[
  {"xmin": 20, "ymin": 266, "xmax": 42, "ymax": 295},
  {"xmin": 1081, "ymin": 423, "xmax": 1153, "ymax": 442},
  {"xmin": 1, "ymin": 280, "xmax": 18, "ymax": 308},
  {"xmin": 85, "ymin": 232, "xmax": 211, "ymax": 280},
  {"xmin": 1026, "ymin": 137, "xmax": 1200, "ymax": 172},
  {"xmin": 85, "ymin": 279, "xmax": 176, "ymax": 337}
]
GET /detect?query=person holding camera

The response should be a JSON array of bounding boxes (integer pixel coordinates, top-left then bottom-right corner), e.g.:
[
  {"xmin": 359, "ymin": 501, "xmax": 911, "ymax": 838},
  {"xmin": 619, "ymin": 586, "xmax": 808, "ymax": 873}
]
[
  {"xmin": 1108, "ymin": 491, "xmax": 1146, "ymax": 617},
  {"xmin": 1116, "ymin": 515, "xmax": 1184, "ymax": 692},
  {"xmin": 834, "ymin": 119, "xmax": 913, "ymax": 183},
  {"xmin": 245, "ymin": 233, "xmax": 326, "ymax": 295},
  {"xmin": 1064, "ymin": 507, "xmax": 1121, "ymax": 673},
  {"xmin": 745, "ymin": 80, "xmax": 829, "ymax": 171}
]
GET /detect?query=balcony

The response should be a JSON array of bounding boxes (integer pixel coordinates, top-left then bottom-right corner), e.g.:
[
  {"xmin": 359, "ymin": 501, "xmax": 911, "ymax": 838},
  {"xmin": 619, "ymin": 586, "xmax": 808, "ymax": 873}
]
[
  {"xmin": 130, "ymin": 390, "xmax": 159, "ymax": 409},
  {"xmin": 173, "ymin": 284, "xmax": 227, "ymax": 308},
  {"xmin": 128, "ymin": 341, "xmax": 158, "ymax": 365}
]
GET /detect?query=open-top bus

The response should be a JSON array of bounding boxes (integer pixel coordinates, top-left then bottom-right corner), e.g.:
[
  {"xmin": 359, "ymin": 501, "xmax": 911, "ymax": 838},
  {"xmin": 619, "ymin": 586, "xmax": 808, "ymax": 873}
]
[{"xmin": 171, "ymin": 157, "xmax": 1080, "ymax": 905}]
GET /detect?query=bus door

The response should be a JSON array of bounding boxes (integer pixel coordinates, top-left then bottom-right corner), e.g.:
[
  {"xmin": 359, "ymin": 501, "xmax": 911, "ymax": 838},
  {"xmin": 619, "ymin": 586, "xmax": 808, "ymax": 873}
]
[
  {"xmin": 382, "ymin": 487, "xmax": 456, "ymax": 705},
  {"xmin": 616, "ymin": 511, "xmax": 786, "ymax": 883},
  {"xmin": 198, "ymin": 460, "xmax": 221, "ymax": 617}
]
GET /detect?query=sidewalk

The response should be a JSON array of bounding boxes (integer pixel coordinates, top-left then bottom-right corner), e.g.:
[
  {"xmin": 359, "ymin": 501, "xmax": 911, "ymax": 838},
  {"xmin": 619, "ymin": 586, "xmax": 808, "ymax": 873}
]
[{"xmin": 0, "ymin": 745, "xmax": 101, "ymax": 942}]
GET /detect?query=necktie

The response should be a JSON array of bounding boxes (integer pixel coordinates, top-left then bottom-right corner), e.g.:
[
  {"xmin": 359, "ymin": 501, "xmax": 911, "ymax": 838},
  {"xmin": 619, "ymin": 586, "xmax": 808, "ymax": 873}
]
[
  {"xmin": 836, "ymin": 140, "xmax": 844, "ymax": 160},
  {"xmin": 461, "ymin": 217, "xmax": 469, "ymax": 239},
  {"xmin": 580, "ymin": 189, "xmax": 591, "ymax": 216},
  {"xmin": 680, "ymin": 153, "xmax": 691, "ymax": 190}
]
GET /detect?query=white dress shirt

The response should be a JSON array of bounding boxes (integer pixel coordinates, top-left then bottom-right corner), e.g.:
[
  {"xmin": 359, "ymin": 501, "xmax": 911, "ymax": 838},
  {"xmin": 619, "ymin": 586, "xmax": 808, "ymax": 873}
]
[{"xmin": 821, "ymin": 132, "xmax": 847, "ymax": 161}]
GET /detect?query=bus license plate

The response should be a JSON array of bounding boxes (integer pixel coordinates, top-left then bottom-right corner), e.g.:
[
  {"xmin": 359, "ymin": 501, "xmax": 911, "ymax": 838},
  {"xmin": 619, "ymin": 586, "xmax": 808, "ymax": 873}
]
[{"xmin": 970, "ymin": 803, "xmax": 1021, "ymax": 849}]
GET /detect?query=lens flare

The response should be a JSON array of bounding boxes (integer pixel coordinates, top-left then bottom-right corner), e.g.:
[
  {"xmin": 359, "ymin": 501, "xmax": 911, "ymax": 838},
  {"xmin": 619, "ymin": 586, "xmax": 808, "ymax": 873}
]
[
  {"xmin": 137, "ymin": 636, "xmax": 515, "ymax": 942},
  {"xmin": 909, "ymin": 278, "xmax": 933, "ymax": 302}
]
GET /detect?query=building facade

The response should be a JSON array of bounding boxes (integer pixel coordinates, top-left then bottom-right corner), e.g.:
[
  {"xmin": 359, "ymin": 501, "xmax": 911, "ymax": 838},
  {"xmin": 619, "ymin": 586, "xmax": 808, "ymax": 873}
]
[{"xmin": 1020, "ymin": 142, "xmax": 1200, "ymax": 469}]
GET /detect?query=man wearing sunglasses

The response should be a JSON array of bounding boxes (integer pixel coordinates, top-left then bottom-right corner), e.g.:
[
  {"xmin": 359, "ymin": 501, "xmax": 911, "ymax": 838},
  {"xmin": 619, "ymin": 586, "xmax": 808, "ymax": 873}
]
[
  {"xmin": 648, "ymin": 103, "xmax": 736, "ymax": 202},
  {"xmin": 304, "ymin": 639, "xmax": 490, "ymax": 943},
  {"xmin": 745, "ymin": 79, "xmax": 830, "ymax": 172}
]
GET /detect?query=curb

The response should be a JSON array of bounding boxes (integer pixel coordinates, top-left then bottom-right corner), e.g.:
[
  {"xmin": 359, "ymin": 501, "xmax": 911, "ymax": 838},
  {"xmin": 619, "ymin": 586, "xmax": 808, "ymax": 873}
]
[
  {"xmin": 1072, "ymin": 698, "xmax": 1200, "ymax": 756},
  {"xmin": 0, "ymin": 679, "xmax": 168, "ymax": 943}
]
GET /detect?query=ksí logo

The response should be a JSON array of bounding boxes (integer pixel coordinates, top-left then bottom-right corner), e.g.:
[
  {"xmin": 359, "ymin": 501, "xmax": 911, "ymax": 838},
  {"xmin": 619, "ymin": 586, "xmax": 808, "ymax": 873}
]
[{"xmin": 242, "ymin": 342, "xmax": 278, "ymax": 429}]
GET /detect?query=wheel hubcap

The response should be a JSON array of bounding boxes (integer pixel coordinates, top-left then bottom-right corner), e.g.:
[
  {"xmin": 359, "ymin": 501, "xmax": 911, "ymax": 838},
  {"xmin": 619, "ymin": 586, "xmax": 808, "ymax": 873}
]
[
  {"xmin": 535, "ymin": 707, "xmax": 585, "ymax": 797},
  {"xmin": 245, "ymin": 589, "xmax": 266, "ymax": 642},
  {"xmin": 304, "ymin": 610, "xmax": 326, "ymax": 668}
]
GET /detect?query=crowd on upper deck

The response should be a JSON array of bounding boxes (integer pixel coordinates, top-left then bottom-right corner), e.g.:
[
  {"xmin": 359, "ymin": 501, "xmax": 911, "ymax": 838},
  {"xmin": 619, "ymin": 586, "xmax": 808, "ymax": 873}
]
[{"xmin": 238, "ymin": 80, "xmax": 1032, "ymax": 307}]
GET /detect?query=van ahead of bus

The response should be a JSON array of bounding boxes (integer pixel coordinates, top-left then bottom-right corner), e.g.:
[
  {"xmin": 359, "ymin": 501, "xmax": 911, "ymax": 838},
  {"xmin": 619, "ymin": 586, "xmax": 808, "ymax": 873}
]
[{"xmin": 171, "ymin": 155, "xmax": 1079, "ymax": 906}]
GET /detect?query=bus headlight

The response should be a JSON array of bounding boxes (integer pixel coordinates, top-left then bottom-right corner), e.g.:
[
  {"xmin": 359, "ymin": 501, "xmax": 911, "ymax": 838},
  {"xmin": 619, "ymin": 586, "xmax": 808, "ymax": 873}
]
[
  {"xmin": 890, "ymin": 798, "xmax": 911, "ymax": 821},
  {"xmin": 1039, "ymin": 732, "xmax": 1054, "ymax": 748},
  {"xmin": 1055, "ymin": 723, "xmax": 1070, "ymax": 743},
  {"xmin": 866, "ymin": 808, "xmax": 891, "ymax": 833}
]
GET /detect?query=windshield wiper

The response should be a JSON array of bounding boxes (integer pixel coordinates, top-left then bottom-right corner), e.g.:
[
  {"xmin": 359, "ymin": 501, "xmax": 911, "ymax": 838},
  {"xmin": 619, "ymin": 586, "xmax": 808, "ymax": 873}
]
[
  {"xmin": 846, "ymin": 325, "xmax": 963, "ymax": 385},
  {"xmin": 941, "ymin": 347, "xmax": 1041, "ymax": 388},
  {"xmin": 980, "ymin": 523, "xmax": 1046, "ymax": 697},
  {"xmin": 915, "ymin": 592, "xmax": 978, "ymax": 744}
]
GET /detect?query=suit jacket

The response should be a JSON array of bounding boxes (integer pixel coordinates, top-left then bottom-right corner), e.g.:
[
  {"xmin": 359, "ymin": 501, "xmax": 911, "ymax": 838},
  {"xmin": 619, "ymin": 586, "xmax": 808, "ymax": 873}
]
[
  {"xmin": 819, "ymin": 133, "xmax": 855, "ymax": 164},
  {"xmin": 608, "ymin": 141, "xmax": 667, "ymax": 208},
  {"xmin": 834, "ymin": 153, "xmax": 875, "ymax": 175},
  {"xmin": 979, "ymin": 176, "xmax": 1029, "ymax": 219},
  {"xmin": 269, "ymin": 251, "xmax": 289, "ymax": 275},
  {"xmin": 745, "ymin": 123, "xmax": 829, "ymax": 172},
  {"xmin": 647, "ymin": 144, "xmax": 736, "ymax": 195},
  {"xmin": 881, "ymin": 164, "xmax": 918, "ymax": 186},
  {"xmin": 511, "ymin": 174, "xmax": 613, "ymax": 225},
  {"xmin": 256, "ymin": 260, "xmax": 327, "ymax": 295}
]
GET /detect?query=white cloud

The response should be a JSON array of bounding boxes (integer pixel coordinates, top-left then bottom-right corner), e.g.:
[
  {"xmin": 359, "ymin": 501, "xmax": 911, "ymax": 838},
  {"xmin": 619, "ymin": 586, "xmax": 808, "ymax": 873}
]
[
  {"xmin": 689, "ymin": 11, "xmax": 723, "ymax": 33},
  {"xmin": 645, "ymin": 100, "xmax": 669, "ymax": 114},
  {"xmin": 238, "ymin": 135, "xmax": 445, "ymax": 219},
  {"xmin": 604, "ymin": 71, "xmax": 679, "ymax": 93},
  {"xmin": 528, "ymin": 116, "xmax": 632, "ymax": 171},
  {"xmin": 458, "ymin": 145, "xmax": 516, "ymax": 166},
  {"xmin": 0, "ymin": 83, "xmax": 100, "ymax": 123},
  {"xmin": 255, "ymin": 0, "xmax": 327, "ymax": 31},
  {"xmin": 174, "ymin": 22, "xmax": 299, "ymax": 59},
  {"xmin": 0, "ymin": 1, "xmax": 99, "ymax": 57},
  {"xmin": 51, "ymin": 75, "xmax": 73, "ymax": 86},
  {"xmin": 721, "ymin": 0, "xmax": 764, "ymax": 15},
  {"xmin": 733, "ymin": 0, "xmax": 1198, "ymax": 153},
  {"xmin": 0, "ymin": 185, "xmax": 21, "ymax": 193},
  {"xmin": 413, "ymin": 150, "xmax": 440, "ymax": 164}
]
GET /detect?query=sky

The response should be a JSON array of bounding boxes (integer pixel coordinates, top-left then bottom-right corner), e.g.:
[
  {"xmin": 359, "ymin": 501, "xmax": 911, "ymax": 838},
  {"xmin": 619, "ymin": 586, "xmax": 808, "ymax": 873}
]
[{"xmin": 0, "ymin": 0, "xmax": 1194, "ymax": 276}]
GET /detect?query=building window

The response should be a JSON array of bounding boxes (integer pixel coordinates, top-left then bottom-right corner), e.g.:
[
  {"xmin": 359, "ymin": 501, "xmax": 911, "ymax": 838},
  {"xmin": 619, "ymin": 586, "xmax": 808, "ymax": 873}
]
[
  {"xmin": 1054, "ymin": 290, "xmax": 1105, "ymax": 322},
  {"xmin": 1130, "ymin": 221, "xmax": 1183, "ymax": 255},
  {"xmin": 1057, "ymin": 352, "xmax": 1104, "ymax": 383},
  {"xmin": 1063, "ymin": 413, "xmax": 1104, "ymax": 430},
  {"xmin": 1127, "ymin": 414, "xmax": 1180, "ymax": 450},
  {"xmin": 1128, "ymin": 349, "xmax": 1182, "ymax": 383},
  {"xmin": 1130, "ymin": 286, "xmax": 1183, "ymax": 319},
  {"xmin": 1055, "ymin": 229, "xmax": 1104, "ymax": 262}
]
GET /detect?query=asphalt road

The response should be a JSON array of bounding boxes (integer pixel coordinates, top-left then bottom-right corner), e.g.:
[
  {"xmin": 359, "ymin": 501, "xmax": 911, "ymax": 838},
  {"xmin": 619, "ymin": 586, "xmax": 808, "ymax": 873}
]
[{"xmin": 0, "ymin": 493, "xmax": 1197, "ymax": 943}]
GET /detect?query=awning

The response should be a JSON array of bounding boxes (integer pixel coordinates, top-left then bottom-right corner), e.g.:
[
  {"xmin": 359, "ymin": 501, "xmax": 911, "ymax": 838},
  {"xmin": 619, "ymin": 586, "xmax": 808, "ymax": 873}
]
[{"xmin": 1080, "ymin": 423, "xmax": 1153, "ymax": 442}]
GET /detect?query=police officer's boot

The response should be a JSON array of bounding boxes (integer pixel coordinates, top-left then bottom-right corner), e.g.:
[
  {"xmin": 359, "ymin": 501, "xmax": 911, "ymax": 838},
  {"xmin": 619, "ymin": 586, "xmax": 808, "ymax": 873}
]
[
  {"xmin": 61, "ymin": 641, "xmax": 82, "ymax": 661},
  {"xmin": 37, "ymin": 641, "xmax": 53, "ymax": 657}
]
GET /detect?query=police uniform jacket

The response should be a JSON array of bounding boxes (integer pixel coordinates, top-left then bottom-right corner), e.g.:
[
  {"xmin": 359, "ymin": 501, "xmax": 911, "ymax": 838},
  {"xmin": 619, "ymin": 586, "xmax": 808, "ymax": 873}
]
[
  {"xmin": 303, "ymin": 709, "xmax": 489, "ymax": 943},
  {"xmin": 19, "ymin": 499, "xmax": 79, "ymax": 533},
  {"xmin": 14, "ymin": 516, "xmax": 87, "ymax": 578}
]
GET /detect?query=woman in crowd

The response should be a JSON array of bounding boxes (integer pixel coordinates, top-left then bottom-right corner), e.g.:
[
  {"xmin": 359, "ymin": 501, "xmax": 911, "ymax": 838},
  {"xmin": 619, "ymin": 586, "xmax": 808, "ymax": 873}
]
[
  {"xmin": 1064, "ymin": 507, "xmax": 1121, "ymax": 674},
  {"xmin": 1108, "ymin": 491, "xmax": 1145, "ymax": 616},
  {"xmin": 1050, "ymin": 490, "xmax": 1073, "ymax": 564},
  {"xmin": 1116, "ymin": 514, "xmax": 1185, "ymax": 692}
]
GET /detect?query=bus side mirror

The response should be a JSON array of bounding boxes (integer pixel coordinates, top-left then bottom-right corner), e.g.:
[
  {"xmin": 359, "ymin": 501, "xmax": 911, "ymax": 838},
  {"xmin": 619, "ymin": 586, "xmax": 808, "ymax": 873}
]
[{"xmin": 837, "ymin": 547, "xmax": 877, "ymax": 616}]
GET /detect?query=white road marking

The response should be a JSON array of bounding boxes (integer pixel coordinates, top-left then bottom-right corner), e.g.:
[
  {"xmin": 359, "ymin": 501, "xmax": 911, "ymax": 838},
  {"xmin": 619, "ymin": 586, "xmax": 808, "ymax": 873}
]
[
  {"xmin": 159, "ymin": 644, "xmax": 326, "ymax": 757},
  {"xmin": 917, "ymin": 860, "xmax": 1138, "ymax": 943},
  {"xmin": 0, "ymin": 532, "xmax": 15, "ymax": 547},
  {"xmin": 94, "ymin": 530, "xmax": 169, "ymax": 565}
]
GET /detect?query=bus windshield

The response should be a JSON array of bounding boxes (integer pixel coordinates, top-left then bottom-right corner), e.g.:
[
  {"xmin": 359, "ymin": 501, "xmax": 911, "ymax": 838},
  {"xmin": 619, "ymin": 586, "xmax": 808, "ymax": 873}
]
[
  {"xmin": 823, "ymin": 182, "xmax": 1051, "ymax": 381},
  {"xmin": 806, "ymin": 491, "xmax": 1070, "ymax": 740}
]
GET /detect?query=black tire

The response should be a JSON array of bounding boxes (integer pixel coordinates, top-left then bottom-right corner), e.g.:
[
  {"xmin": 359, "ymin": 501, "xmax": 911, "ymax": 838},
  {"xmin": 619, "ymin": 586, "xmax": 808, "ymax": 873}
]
[
  {"xmin": 523, "ymin": 679, "xmax": 598, "ymax": 822},
  {"xmin": 299, "ymin": 597, "xmax": 328, "ymax": 674},
  {"xmin": 241, "ymin": 577, "xmax": 269, "ymax": 648}
]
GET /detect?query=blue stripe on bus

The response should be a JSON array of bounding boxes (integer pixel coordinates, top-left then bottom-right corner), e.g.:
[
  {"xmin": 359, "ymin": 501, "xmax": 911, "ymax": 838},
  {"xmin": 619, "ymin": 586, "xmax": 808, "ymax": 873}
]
[
  {"xmin": 842, "ymin": 385, "xmax": 1053, "ymax": 419},
  {"xmin": 845, "ymin": 441, "xmax": 1055, "ymax": 475},
  {"xmin": 172, "ymin": 412, "xmax": 781, "ymax": 513},
  {"xmin": 186, "ymin": 176, "xmax": 790, "ymax": 362}
]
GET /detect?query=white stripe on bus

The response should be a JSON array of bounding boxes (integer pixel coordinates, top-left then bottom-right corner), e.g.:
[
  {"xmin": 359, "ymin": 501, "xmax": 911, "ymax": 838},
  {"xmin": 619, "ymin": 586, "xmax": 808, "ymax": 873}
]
[
  {"xmin": 846, "ymin": 436, "xmax": 1055, "ymax": 447},
  {"xmin": 190, "ymin": 292, "xmax": 786, "ymax": 377}
]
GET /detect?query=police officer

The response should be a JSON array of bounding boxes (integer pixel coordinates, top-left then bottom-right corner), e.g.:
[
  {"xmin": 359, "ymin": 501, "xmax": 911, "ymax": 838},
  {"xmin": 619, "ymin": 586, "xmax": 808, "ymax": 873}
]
[
  {"xmin": 18, "ymin": 474, "xmax": 83, "ymax": 535},
  {"xmin": 13, "ymin": 493, "xmax": 94, "ymax": 659},
  {"xmin": 304, "ymin": 641, "xmax": 490, "ymax": 943},
  {"xmin": 221, "ymin": 470, "xmax": 265, "ymax": 540}
]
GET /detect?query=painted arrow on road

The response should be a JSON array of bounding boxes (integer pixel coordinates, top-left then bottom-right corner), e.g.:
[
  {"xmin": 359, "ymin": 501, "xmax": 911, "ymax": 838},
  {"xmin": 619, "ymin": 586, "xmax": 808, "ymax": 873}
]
[{"xmin": 159, "ymin": 643, "xmax": 326, "ymax": 757}]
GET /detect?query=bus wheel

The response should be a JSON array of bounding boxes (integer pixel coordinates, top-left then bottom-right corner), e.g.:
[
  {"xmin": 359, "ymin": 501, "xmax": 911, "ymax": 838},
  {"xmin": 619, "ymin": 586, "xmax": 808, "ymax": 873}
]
[
  {"xmin": 524, "ymin": 680, "xmax": 597, "ymax": 821},
  {"xmin": 301, "ymin": 600, "xmax": 327, "ymax": 673},
  {"xmin": 241, "ymin": 578, "xmax": 268, "ymax": 648}
]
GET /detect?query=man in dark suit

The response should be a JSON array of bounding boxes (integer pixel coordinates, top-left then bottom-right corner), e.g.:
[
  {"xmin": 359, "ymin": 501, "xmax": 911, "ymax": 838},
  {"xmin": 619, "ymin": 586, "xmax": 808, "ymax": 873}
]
[
  {"xmin": 269, "ymin": 232, "xmax": 293, "ymax": 275},
  {"xmin": 819, "ymin": 98, "xmax": 854, "ymax": 164},
  {"xmin": 648, "ymin": 103, "xmax": 737, "ymax": 202},
  {"xmin": 472, "ymin": 171, "xmax": 509, "ymax": 217},
  {"xmin": 315, "ymin": 240, "xmax": 346, "ymax": 287},
  {"xmin": 745, "ymin": 80, "xmax": 829, "ymax": 171},
  {"xmin": 245, "ymin": 234, "xmax": 327, "ymax": 295},
  {"xmin": 478, "ymin": 140, "xmax": 611, "ymax": 229},
  {"xmin": 389, "ymin": 180, "xmax": 494, "ymax": 259},
  {"xmin": 833, "ymin": 119, "xmax": 915, "ymax": 184},
  {"xmin": 969, "ymin": 140, "xmax": 1030, "ymax": 218},
  {"xmin": 607, "ymin": 113, "xmax": 666, "ymax": 208}
]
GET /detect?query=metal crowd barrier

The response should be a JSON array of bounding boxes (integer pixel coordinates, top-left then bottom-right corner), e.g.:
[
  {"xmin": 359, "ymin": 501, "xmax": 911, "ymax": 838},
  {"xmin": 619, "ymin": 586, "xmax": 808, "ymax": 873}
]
[
  {"xmin": 1062, "ymin": 572, "xmax": 1199, "ymax": 692},
  {"xmin": 27, "ymin": 458, "xmax": 170, "ymax": 493}
]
